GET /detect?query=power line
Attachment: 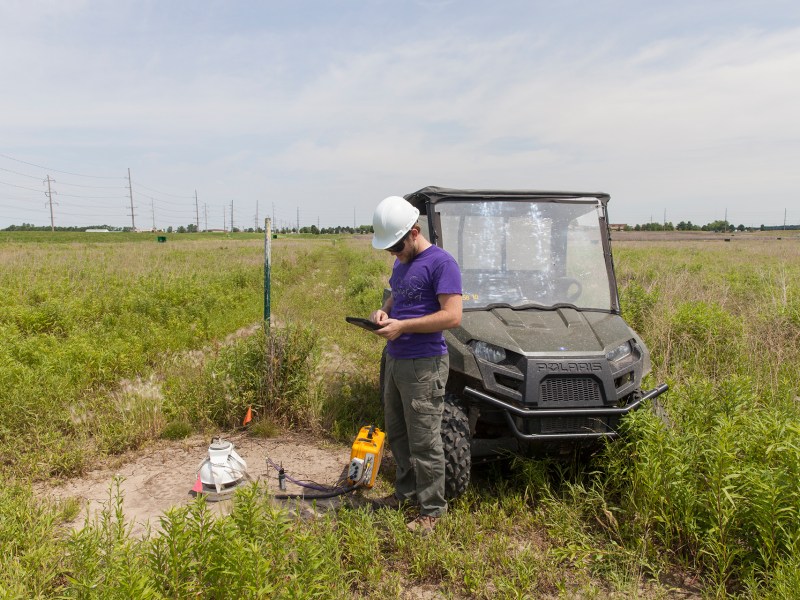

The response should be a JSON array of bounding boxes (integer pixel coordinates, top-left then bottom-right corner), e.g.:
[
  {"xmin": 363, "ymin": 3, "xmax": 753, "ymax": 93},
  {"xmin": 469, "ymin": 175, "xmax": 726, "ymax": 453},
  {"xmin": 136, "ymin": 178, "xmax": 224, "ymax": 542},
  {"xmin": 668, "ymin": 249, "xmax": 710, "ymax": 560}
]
[
  {"xmin": 38, "ymin": 209, "xmax": 126, "ymax": 217},
  {"xmin": 133, "ymin": 190, "xmax": 190, "ymax": 204},
  {"xmin": 0, "ymin": 153, "xmax": 124, "ymax": 180},
  {"xmin": 53, "ymin": 192, "xmax": 128, "ymax": 199},
  {"xmin": 36, "ymin": 198, "xmax": 130, "ymax": 210},
  {"xmin": 1, "ymin": 165, "xmax": 125, "ymax": 190},
  {"xmin": 145, "ymin": 205, "xmax": 196, "ymax": 217},
  {"xmin": 132, "ymin": 180, "xmax": 195, "ymax": 199},
  {"xmin": 1, "ymin": 155, "xmax": 301, "ymax": 231},
  {"xmin": 51, "ymin": 180, "xmax": 127, "ymax": 190},
  {"xmin": 0, "ymin": 166, "xmax": 42, "ymax": 180},
  {"xmin": 0, "ymin": 179, "xmax": 45, "ymax": 193}
]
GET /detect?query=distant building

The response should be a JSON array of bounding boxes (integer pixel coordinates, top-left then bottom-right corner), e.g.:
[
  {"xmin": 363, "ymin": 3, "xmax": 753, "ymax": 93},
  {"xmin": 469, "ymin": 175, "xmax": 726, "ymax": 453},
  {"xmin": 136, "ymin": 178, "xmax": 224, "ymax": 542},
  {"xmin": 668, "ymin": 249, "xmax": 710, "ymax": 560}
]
[
  {"xmin": 85, "ymin": 229, "xmax": 111, "ymax": 233},
  {"xmin": 609, "ymin": 224, "xmax": 627, "ymax": 231}
]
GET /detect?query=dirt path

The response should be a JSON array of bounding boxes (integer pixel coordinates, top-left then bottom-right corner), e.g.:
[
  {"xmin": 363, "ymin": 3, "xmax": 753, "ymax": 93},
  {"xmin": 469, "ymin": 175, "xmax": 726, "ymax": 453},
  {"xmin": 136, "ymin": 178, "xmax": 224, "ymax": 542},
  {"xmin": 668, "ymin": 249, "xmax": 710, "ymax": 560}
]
[{"xmin": 42, "ymin": 432, "xmax": 369, "ymax": 536}]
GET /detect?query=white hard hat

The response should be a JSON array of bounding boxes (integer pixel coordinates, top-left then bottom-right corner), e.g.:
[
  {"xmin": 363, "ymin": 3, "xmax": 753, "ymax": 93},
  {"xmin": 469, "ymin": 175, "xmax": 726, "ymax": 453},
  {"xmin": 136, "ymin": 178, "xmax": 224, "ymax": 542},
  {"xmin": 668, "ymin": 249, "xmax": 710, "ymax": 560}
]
[{"xmin": 371, "ymin": 196, "xmax": 420, "ymax": 250}]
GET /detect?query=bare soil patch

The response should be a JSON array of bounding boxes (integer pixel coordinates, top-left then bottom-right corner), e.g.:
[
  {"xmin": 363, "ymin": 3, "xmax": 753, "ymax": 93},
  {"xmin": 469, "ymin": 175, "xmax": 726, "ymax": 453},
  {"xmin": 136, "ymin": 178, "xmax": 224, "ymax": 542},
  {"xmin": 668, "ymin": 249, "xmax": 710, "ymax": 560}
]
[{"xmin": 40, "ymin": 432, "xmax": 365, "ymax": 536}]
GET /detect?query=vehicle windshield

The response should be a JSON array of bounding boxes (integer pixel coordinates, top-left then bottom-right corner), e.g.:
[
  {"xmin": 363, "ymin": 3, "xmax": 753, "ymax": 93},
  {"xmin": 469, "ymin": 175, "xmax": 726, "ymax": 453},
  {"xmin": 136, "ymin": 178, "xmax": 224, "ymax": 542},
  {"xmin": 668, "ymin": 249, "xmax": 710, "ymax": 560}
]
[{"xmin": 433, "ymin": 200, "xmax": 612, "ymax": 310}]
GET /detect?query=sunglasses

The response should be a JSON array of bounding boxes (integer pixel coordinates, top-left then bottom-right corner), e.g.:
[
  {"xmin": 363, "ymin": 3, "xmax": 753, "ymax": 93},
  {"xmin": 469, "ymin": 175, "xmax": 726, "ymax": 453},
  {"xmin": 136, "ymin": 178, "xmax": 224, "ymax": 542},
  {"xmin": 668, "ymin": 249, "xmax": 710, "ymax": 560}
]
[{"xmin": 386, "ymin": 232, "xmax": 410, "ymax": 253}]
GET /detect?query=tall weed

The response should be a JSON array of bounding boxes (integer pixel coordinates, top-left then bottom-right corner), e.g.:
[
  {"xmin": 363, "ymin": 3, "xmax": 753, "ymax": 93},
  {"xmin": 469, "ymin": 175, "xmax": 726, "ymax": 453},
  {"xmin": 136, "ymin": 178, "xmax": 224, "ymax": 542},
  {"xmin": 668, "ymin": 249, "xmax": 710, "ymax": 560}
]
[
  {"xmin": 0, "ymin": 482, "xmax": 76, "ymax": 598},
  {"xmin": 610, "ymin": 240, "xmax": 800, "ymax": 594},
  {"xmin": 60, "ymin": 481, "xmax": 352, "ymax": 599},
  {"xmin": 162, "ymin": 324, "xmax": 320, "ymax": 431}
]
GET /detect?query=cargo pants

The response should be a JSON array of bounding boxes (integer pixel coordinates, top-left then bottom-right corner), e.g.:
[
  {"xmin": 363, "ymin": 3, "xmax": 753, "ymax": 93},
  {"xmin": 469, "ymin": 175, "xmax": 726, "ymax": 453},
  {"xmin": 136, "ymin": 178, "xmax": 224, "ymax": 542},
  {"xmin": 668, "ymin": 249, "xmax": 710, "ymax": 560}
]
[{"xmin": 383, "ymin": 353, "xmax": 449, "ymax": 517}]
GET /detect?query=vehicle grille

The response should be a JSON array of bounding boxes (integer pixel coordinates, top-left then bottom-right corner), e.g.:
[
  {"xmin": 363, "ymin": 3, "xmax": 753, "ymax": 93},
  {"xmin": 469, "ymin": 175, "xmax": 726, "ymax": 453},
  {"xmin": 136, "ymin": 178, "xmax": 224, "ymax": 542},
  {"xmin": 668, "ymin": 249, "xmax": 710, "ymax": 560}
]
[
  {"xmin": 539, "ymin": 377, "xmax": 603, "ymax": 404},
  {"xmin": 540, "ymin": 417, "xmax": 593, "ymax": 433}
]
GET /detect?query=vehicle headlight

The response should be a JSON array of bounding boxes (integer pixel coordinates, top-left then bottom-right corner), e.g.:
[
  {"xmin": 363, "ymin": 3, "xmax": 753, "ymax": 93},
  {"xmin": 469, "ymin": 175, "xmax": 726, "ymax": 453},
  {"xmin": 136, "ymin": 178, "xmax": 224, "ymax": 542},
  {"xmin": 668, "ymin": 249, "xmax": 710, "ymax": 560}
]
[
  {"xmin": 605, "ymin": 341, "xmax": 633, "ymax": 363},
  {"xmin": 469, "ymin": 340, "xmax": 507, "ymax": 364}
]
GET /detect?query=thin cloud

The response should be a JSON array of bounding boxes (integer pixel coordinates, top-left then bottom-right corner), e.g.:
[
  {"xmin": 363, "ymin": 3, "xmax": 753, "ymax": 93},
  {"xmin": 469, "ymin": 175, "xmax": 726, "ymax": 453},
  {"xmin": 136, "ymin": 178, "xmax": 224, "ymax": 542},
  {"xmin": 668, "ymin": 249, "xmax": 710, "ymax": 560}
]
[{"xmin": 1, "ymin": 3, "xmax": 799, "ymax": 228}]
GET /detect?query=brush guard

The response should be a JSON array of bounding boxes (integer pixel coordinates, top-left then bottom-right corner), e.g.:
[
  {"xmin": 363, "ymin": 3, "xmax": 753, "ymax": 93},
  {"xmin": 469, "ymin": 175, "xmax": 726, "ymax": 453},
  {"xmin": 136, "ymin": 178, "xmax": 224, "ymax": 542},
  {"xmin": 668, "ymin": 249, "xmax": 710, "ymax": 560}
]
[{"xmin": 464, "ymin": 383, "xmax": 669, "ymax": 441}]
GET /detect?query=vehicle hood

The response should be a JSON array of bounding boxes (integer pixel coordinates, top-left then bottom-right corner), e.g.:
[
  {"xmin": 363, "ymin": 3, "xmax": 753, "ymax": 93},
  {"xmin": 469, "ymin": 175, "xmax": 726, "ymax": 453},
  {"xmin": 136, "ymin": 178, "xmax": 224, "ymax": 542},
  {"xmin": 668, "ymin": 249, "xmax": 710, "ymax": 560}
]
[{"xmin": 451, "ymin": 307, "xmax": 637, "ymax": 356}]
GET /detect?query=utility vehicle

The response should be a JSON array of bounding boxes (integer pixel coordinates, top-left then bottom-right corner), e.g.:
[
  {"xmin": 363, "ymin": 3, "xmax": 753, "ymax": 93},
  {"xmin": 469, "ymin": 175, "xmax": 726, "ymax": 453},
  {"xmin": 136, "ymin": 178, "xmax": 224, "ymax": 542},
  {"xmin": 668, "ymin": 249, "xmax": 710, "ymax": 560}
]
[{"xmin": 385, "ymin": 187, "xmax": 668, "ymax": 499}]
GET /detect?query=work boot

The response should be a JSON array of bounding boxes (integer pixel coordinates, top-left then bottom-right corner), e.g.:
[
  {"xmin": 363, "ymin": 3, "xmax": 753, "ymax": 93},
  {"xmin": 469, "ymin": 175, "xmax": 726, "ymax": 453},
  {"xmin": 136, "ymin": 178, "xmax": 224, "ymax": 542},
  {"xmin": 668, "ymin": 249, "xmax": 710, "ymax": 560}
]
[
  {"xmin": 372, "ymin": 494, "xmax": 406, "ymax": 510},
  {"xmin": 406, "ymin": 515, "xmax": 439, "ymax": 534}
]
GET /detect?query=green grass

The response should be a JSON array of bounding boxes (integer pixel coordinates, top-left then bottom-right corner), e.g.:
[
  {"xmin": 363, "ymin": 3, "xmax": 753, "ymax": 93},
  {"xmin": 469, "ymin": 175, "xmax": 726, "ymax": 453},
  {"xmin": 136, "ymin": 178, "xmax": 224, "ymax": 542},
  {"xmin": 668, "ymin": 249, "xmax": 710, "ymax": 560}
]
[
  {"xmin": 2, "ymin": 233, "xmax": 800, "ymax": 598},
  {"xmin": 0, "ymin": 236, "xmax": 267, "ymax": 477},
  {"xmin": 606, "ymin": 240, "xmax": 800, "ymax": 596}
]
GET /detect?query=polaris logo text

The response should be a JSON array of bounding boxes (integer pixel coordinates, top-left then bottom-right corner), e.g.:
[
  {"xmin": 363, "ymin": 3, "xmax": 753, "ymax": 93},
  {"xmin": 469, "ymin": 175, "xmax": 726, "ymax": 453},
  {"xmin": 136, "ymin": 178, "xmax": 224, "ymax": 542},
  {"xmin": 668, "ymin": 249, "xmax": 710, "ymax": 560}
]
[{"xmin": 536, "ymin": 362, "xmax": 603, "ymax": 373}]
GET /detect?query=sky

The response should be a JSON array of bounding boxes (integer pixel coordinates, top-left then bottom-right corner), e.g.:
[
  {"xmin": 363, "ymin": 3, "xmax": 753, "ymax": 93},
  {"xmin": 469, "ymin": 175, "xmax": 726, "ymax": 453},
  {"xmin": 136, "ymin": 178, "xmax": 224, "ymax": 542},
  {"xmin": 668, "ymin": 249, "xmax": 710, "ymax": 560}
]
[{"xmin": 1, "ymin": 0, "xmax": 799, "ymax": 231}]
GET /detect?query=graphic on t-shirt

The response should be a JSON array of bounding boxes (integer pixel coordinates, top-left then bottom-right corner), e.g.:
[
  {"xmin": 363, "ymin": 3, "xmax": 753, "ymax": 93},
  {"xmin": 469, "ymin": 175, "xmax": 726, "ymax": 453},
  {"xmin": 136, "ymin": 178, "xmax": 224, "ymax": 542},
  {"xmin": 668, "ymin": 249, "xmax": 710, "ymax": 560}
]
[{"xmin": 393, "ymin": 275, "xmax": 426, "ymax": 304}]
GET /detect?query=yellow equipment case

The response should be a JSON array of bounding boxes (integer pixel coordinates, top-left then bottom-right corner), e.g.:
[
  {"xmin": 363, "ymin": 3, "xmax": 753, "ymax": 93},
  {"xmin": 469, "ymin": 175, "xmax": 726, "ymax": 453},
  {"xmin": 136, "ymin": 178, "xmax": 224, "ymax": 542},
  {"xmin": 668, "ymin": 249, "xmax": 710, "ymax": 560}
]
[{"xmin": 347, "ymin": 425, "xmax": 385, "ymax": 488}]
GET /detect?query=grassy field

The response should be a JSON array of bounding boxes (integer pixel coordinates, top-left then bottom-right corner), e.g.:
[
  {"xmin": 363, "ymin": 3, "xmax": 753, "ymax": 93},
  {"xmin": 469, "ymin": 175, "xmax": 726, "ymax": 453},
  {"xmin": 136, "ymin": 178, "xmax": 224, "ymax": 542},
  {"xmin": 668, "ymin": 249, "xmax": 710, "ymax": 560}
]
[{"xmin": 1, "ymin": 232, "xmax": 799, "ymax": 598}]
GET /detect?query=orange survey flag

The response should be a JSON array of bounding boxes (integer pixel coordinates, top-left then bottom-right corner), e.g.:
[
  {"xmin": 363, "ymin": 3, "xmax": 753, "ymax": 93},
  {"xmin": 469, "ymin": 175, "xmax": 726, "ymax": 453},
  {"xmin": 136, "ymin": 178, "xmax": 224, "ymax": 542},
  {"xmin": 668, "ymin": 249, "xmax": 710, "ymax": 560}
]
[{"xmin": 243, "ymin": 406, "xmax": 253, "ymax": 426}]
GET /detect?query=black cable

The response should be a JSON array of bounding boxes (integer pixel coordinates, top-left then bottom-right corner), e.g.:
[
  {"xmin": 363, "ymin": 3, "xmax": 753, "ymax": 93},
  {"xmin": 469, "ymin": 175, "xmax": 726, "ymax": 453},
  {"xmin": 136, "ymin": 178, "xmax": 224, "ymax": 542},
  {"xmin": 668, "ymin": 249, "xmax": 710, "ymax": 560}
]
[
  {"xmin": 263, "ymin": 446, "xmax": 364, "ymax": 499},
  {"xmin": 270, "ymin": 482, "xmax": 361, "ymax": 500},
  {"xmin": 265, "ymin": 457, "xmax": 338, "ymax": 492}
]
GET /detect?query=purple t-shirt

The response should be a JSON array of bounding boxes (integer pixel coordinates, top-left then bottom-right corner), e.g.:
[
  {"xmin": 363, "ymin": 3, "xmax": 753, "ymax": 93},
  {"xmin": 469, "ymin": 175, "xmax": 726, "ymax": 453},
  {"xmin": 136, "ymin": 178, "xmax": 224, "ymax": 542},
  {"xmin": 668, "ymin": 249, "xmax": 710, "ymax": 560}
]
[{"xmin": 387, "ymin": 245, "xmax": 462, "ymax": 359}]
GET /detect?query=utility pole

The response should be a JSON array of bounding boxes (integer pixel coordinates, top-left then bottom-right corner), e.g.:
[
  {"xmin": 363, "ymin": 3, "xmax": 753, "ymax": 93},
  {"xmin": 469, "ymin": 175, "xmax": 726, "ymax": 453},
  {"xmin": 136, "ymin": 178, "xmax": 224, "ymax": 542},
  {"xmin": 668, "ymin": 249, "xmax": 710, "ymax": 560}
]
[
  {"xmin": 195, "ymin": 191, "xmax": 199, "ymax": 231},
  {"xmin": 44, "ymin": 175, "xmax": 56, "ymax": 231},
  {"xmin": 127, "ymin": 168, "xmax": 136, "ymax": 231},
  {"xmin": 151, "ymin": 200, "xmax": 156, "ymax": 231},
  {"xmin": 230, "ymin": 200, "xmax": 234, "ymax": 233}
]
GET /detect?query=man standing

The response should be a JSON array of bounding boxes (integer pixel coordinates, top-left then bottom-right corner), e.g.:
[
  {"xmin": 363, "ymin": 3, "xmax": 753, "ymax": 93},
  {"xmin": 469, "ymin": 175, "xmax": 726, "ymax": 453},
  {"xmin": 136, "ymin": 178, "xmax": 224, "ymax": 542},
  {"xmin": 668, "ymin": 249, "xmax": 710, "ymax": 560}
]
[{"xmin": 369, "ymin": 195, "xmax": 462, "ymax": 533}]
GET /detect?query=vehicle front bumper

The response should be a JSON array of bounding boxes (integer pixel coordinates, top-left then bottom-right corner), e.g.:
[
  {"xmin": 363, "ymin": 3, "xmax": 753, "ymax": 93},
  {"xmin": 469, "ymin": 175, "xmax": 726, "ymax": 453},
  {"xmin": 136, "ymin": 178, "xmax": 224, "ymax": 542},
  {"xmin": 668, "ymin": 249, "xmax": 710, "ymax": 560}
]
[{"xmin": 463, "ymin": 383, "xmax": 669, "ymax": 441}]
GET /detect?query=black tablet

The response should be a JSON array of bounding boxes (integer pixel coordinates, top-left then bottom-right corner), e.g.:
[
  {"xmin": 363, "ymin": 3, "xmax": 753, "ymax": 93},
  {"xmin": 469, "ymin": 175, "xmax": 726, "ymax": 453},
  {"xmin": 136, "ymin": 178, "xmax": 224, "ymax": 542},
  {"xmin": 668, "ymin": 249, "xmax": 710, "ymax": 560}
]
[{"xmin": 345, "ymin": 316, "xmax": 383, "ymax": 331}]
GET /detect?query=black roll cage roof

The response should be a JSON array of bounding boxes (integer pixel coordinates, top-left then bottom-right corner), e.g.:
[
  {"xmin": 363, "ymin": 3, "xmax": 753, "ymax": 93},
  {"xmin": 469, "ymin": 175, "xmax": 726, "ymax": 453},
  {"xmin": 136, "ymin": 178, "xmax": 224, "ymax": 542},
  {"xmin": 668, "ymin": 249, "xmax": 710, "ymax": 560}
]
[{"xmin": 404, "ymin": 186, "xmax": 610, "ymax": 214}]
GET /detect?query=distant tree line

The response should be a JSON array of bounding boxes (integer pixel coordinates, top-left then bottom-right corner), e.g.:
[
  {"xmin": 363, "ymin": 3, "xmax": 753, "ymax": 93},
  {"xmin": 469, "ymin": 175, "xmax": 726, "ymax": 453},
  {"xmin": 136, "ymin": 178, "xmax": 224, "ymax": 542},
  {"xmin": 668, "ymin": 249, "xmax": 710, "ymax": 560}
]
[
  {"xmin": 626, "ymin": 220, "xmax": 799, "ymax": 233},
  {"xmin": 294, "ymin": 225, "xmax": 374, "ymax": 235}
]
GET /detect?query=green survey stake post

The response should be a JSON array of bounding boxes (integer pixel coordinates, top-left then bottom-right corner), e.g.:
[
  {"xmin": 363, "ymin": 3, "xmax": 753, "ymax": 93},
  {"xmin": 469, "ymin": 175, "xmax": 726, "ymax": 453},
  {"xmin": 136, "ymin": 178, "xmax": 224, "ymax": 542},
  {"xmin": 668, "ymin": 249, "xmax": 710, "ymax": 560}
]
[{"xmin": 264, "ymin": 217, "xmax": 271, "ymax": 327}]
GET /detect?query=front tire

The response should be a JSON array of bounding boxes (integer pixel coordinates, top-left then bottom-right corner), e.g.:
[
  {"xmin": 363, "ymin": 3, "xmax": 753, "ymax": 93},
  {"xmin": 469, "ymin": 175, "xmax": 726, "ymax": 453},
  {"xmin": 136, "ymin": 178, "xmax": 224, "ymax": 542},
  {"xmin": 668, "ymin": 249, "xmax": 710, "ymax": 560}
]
[{"xmin": 441, "ymin": 393, "xmax": 471, "ymax": 499}]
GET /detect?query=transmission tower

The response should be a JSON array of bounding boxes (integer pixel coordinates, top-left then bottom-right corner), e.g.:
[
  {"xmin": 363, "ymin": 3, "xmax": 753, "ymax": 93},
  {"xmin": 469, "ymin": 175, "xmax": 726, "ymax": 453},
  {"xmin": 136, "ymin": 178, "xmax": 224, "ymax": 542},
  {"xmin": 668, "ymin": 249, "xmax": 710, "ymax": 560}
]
[
  {"xmin": 44, "ymin": 175, "xmax": 57, "ymax": 231},
  {"xmin": 127, "ymin": 168, "xmax": 136, "ymax": 231}
]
